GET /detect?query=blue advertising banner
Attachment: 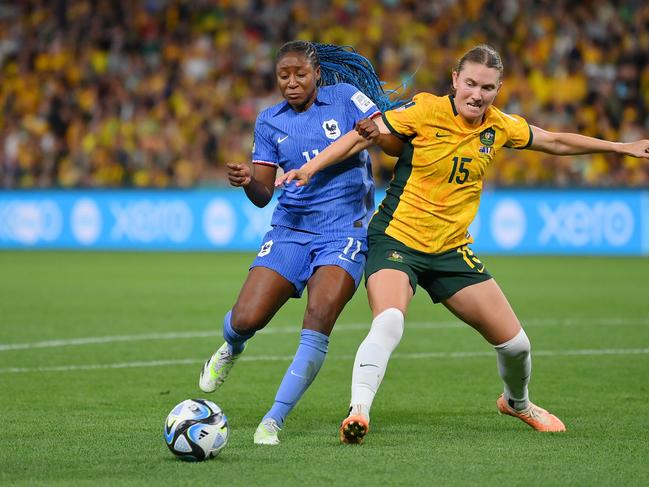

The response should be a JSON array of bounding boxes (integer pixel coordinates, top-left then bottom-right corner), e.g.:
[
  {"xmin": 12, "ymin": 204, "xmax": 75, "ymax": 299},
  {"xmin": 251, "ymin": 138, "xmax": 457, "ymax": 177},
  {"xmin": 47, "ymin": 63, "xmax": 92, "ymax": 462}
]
[
  {"xmin": 468, "ymin": 189, "xmax": 648, "ymax": 255},
  {"xmin": 0, "ymin": 190, "xmax": 274, "ymax": 251},
  {"xmin": 0, "ymin": 189, "xmax": 647, "ymax": 255}
]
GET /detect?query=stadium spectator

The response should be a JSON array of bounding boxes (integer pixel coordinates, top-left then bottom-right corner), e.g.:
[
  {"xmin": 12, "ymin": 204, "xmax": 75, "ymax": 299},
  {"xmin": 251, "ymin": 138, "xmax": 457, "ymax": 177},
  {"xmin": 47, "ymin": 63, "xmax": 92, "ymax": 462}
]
[{"xmin": 0, "ymin": 0, "xmax": 648, "ymax": 188}]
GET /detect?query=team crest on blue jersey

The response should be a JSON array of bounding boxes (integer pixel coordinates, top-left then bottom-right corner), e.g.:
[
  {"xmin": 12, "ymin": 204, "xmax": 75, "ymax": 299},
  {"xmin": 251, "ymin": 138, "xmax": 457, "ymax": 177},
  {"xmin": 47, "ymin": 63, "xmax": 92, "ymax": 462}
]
[
  {"xmin": 479, "ymin": 128, "xmax": 495, "ymax": 146},
  {"xmin": 322, "ymin": 119, "xmax": 341, "ymax": 140}
]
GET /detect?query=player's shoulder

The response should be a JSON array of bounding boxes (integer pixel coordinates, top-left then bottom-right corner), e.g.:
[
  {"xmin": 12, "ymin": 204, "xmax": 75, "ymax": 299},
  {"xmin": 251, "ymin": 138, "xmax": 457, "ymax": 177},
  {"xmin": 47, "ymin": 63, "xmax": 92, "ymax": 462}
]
[
  {"xmin": 411, "ymin": 92, "xmax": 446, "ymax": 107},
  {"xmin": 257, "ymin": 99, "xmax": 290, "ymax": 123},
  {"xmin": 413, "ymin": 92, "xmax": 442, "ymax": 102},
  {"xmin": 323, "ymin": 83, "xmax": 378, "ymax": 115},
  {"xmin": 390, "ymin": 92, "xmax": 444, "ymax": 113},
  {"xmin": 385, "ymin": 93, "xmax": 442, "ymax": 121},
  {"xmin": 487, "ymin": 105, "xmax": 527, "ymax": 126},
  {"xmin": 322, "ymin": 83, "xmax": 374, "ymax": 104},
  {"xmin": 322, "ymin": 82, "xmax": 361, "ymax": 98}
]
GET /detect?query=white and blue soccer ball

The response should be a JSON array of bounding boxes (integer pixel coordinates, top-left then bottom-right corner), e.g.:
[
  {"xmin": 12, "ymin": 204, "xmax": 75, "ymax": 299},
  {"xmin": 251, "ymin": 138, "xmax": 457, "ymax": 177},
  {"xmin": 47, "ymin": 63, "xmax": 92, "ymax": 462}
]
[{"xmin": 164, "ymin": 399, "xmax": 229, "ymax": 461}]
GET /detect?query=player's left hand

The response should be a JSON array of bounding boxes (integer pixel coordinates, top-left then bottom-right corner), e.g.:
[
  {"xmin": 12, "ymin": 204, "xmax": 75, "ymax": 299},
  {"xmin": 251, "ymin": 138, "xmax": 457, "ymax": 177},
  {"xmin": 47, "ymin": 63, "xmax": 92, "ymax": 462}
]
[
  {"xmin": 624, "ymin": 140, "xmax": 649, "ymax": 159},
  {"xmin": 275, "ymin": 167, "xmax": 312, "ymax": 187}
]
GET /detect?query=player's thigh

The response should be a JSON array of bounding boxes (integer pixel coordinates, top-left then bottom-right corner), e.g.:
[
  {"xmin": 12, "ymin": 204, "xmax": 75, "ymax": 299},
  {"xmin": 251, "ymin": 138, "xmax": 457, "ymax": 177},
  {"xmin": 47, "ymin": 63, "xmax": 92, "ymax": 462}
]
[
  {"xmin": 303, "ymin": 233, "xmax": 367, "ymax": 334},
  {"xmin": 251, "ymin": 226, "xmax": 313, "ymax": 297},
  {"xmin": 304, "ymin": 265, "xmax": 357, "ymax": 335},
  {"xmin": 442, "ymin": 278, "xmax": 521, "ymax": 345},
  {"xmin": 366, "ymin": 269, "xmax": 413, "ymax": 316},
  {"xmin": 418, "ymin": 245, "xmax": 492, "ymax": 304},
  {"xmin": 364, "ymin": 231, "xmax": 417, "ymax": 316},
  {"xmin": 231, "ymin": 266, "xmax": 295, "ymax": 332}
]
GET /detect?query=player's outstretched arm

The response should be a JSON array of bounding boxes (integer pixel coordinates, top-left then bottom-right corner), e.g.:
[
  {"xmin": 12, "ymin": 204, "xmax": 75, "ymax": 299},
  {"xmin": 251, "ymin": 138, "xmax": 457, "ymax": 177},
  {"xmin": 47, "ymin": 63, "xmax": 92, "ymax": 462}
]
[
  {"xmin": 276, "ymin": 130, "xmax": 372, "ymax": 187},
  {"xmin": 227, "ymin": 162, "xmax": 276, "ymax": 208},
  {"xmin": 529, "ymin": 126, "xmax": 649, "ymax": 158}
]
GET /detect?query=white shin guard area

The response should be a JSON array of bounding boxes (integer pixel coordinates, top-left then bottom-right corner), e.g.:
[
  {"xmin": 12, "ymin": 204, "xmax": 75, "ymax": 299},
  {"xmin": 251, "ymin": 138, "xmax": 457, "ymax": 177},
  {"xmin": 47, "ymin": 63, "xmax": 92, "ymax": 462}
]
[{"xmin": 350, "ymin": 308, "xmax": 405, "ymax": 409}]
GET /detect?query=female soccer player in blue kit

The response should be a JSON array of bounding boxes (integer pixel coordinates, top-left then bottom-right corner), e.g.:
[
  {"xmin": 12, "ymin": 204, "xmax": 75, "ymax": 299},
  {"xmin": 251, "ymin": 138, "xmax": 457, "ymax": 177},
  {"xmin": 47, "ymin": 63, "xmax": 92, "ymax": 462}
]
[{"xmin": 198, "ymin": 41, "xmax": 397, "ymax": 445}]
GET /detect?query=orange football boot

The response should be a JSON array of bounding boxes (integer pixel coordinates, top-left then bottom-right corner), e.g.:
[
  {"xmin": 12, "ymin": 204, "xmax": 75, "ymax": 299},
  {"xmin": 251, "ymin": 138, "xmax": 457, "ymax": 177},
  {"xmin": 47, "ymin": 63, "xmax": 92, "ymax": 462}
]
[
  {"xmin": 497, "ymin": 394, "xmax": 566, "ymax": 432},
  {"xmin": 339, "ymin": 414, "xmax": 370, "ymax": 444}
]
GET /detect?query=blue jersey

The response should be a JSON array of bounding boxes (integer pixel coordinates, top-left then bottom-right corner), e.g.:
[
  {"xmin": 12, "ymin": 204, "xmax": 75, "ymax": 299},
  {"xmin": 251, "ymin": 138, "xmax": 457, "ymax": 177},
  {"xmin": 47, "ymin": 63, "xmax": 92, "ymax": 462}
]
[{"xmin": 252, "ymin": 83, "xmax": 379, "ymax": 237}]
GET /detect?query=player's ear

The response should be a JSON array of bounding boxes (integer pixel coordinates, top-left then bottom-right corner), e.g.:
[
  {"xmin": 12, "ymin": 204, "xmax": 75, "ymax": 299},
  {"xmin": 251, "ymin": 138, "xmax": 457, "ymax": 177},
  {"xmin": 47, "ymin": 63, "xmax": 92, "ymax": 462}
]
[
  {"xmin": 451, "ymin": 70, "xmax": 459, "ymax": 91},
  {"xmin": 314, "ymin": 65, "xmax": 321, "ymax": 84}
]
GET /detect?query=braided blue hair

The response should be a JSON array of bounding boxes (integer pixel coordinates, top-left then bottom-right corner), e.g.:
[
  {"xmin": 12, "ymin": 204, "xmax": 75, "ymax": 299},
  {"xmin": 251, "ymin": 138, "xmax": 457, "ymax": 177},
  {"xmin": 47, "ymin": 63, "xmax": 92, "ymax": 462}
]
[{"xmin": 277, "ymin": 41, "xmax": 401, "ymax": 112}]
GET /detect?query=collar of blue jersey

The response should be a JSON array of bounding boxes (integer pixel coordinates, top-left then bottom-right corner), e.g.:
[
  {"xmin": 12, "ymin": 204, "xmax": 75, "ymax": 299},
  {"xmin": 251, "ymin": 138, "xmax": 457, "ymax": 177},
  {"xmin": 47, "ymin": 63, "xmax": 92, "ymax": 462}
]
[{"xmin": 273, "ymin": 87, "xmax": 333, "ymax": 116}]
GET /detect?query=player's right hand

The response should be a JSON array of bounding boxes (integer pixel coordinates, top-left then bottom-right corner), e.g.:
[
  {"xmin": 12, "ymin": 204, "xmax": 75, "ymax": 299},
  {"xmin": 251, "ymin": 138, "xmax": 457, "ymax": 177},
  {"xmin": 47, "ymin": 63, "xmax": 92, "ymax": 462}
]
[
  {"xmin": 226, "ymin": 162, "xmax": 252, "ymax": 187},
  {"xmin": 275, "ymin": 167, "xmax": 312, "ymax": 188},
  {"xmin": 355, "ymin": 118, "xmax": 381, "ymax": 142}
]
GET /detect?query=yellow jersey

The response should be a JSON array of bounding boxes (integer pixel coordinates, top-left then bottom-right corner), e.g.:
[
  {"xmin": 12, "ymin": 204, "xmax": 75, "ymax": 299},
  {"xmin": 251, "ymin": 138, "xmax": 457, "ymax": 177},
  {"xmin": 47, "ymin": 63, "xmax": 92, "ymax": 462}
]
[{"xmin": 371, "ymin": 93, "xmax": 532, "ymax": 254}]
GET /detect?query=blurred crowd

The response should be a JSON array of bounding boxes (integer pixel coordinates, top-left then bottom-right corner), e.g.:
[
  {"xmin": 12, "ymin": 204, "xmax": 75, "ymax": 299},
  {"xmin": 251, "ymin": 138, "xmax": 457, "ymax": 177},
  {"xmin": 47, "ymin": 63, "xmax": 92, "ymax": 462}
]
[{"xmin": 1, "ymin": 0, "xmax": 648, "ymax": 189}]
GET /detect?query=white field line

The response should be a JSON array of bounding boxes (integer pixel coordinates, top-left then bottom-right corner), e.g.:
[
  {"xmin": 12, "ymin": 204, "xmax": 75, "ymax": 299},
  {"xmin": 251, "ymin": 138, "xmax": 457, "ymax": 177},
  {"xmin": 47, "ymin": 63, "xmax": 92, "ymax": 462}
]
[
  {"xmin": 1, "ymin": 317, "xmax": 648, "ymax": 353},
  {"xmin": 1, "ymin": 348, "xmax": 648, "ymax": 374}
]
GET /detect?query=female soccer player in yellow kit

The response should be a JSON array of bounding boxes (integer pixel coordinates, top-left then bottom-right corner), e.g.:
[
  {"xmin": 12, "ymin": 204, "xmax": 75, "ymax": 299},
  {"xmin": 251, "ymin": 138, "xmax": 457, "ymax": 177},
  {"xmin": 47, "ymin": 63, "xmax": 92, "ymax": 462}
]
[{"xmin": 277, "ymin": 44, "xmax": 649, "ymax": 443}]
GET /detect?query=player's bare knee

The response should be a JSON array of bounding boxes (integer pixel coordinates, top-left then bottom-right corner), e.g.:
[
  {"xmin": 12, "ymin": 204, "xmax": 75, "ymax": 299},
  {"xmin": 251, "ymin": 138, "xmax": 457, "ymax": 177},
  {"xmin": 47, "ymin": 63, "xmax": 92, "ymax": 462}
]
[
  {"xmin": 230, "ymin": 306, "xmax": 265, "ymax": 334},
  {"xmin": 303, "ymin": 303, "xmax": 339, "ymax": 332}
]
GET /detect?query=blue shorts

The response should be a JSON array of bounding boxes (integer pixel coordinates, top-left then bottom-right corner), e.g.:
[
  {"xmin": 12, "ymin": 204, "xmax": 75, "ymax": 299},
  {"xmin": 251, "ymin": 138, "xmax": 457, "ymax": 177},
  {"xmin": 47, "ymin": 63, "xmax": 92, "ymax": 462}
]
[{"xmin": 251, "ymin": 226, "xmax": 368, "ymax": 298}]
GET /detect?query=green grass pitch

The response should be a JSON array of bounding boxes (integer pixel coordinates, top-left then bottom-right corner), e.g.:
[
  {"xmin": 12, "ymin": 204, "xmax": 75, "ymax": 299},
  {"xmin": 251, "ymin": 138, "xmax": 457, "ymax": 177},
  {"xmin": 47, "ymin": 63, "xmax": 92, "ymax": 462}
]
[{"xmin": 1, "ymin": 251, "xmax": 648, "ymax": 486}]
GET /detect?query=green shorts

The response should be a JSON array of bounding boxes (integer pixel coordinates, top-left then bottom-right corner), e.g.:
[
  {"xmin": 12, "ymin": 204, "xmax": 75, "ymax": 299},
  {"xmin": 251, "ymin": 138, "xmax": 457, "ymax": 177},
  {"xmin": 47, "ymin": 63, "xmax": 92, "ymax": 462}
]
[{"xmin": 365, "ymin": 231, "xmax": 493, "ymax": 303}]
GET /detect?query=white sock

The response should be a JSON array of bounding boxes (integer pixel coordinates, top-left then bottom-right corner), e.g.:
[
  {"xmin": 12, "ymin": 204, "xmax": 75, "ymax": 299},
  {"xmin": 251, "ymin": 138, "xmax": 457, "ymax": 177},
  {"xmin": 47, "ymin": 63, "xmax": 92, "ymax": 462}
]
[
  {"xmin": 350, "ymin": 308, "xmax": 404, "ymax": 420},
  {"xmin": 494, "ymin": 328, "xmax": 531, "ymax": 410}
]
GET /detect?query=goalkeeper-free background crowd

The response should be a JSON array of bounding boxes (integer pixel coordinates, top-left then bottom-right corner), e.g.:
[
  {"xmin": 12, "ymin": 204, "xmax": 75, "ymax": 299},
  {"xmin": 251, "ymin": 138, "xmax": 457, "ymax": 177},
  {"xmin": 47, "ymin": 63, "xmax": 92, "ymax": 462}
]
[{"xmin": 1, "ymin": 0, "xmax": 648, "ymax": 189}]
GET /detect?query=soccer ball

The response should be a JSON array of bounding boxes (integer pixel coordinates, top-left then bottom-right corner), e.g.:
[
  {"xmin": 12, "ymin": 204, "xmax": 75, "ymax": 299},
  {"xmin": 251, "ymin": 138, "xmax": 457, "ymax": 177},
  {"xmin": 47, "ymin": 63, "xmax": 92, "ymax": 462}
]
[{"xmin": 164, "ymin": 399, "xmax": 229, "ymax": 461}]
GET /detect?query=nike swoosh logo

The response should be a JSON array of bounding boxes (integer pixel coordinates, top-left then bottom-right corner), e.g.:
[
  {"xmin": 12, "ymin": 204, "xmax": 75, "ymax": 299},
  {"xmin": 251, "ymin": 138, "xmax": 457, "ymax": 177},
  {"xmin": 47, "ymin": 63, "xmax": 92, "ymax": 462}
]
[
  {"xmin": 359, "ymin": 363, "xmax": 378, "ymax": 368},
  {"xmin": 337, "ymin": 254, "xmax": 355, "ymax": 264},
  {"xmin": 436, "ymin": 132, "xmax": 449, "ymax": 137},
  {"xmin": 477, "ymin": 265, "xmax": 485, "ymax": 273},
  {"xmin": 290, "ymin": 370, "xmax": 307, "ymax": 379},
  {"xmin": 277, "ymin": 135, "xmax": 289, "ymax": 143}
]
